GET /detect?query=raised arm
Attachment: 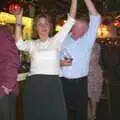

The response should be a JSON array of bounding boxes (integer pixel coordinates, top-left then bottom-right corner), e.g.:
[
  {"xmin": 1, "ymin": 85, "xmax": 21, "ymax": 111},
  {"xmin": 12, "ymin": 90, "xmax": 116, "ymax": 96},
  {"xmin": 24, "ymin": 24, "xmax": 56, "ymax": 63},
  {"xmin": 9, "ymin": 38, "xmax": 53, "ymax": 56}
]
[
  {"xmin": 53, "ymin": 0, "xmax": 77, "ymax": 45},
  {"xmin": 15, "ymin": 9, "xmax": 23, "ymax": 42},
  {"xmin": 84, "ymin": 0, "xmax": 101, "ymax": 47},
  {"xmin": 70, "ymin": 0, "xmax": 77, "ymax": 18},
  {"xmin": 14, "ymin": 9, "xmax": 32, "ymax": 52},
  {"xmin": 84, "ymin": 0, "xmax": 99, "ymax": 15}
]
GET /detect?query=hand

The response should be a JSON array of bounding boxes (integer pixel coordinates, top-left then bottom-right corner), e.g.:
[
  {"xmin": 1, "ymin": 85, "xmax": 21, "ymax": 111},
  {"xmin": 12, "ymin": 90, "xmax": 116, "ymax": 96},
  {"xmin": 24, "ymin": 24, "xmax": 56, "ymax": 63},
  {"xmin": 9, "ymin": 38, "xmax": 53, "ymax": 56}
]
[
  {"xmin": 1, "ymin": 85, "xmax": 12, "ymax": 95},
  {"xmin": 13, "ymin": 8, "xmax": 23, "ymax": 24},
  {"xmin": 60, "ymin": 60, "xmax": 72, "ymax": 67},
  {"xmin": 12, "ymin": 6, "xmax": 23, "ymax": 16}
]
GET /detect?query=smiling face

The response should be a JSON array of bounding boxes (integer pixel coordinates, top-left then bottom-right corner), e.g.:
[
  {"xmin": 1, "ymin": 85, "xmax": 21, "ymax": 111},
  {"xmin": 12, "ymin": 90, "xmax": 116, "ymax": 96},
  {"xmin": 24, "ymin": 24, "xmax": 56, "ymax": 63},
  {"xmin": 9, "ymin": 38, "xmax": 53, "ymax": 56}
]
[
  {"xmin": 33, "ymin": 13, "xmax": 52, "ymax": 41},
  {"xmin": 36, "ymin": 17, "xmax": 50, "ymax": 40}
]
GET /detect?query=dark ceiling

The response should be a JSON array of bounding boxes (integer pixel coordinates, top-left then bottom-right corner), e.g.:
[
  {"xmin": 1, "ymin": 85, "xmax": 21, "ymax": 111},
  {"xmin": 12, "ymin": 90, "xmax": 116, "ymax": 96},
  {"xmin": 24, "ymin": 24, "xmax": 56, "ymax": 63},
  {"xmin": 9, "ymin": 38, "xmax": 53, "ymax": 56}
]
[
  {"xmin": 0, "ymin": 0, "xmax": 120, "ymax": 16},
  {"xmin": 36, "ymin": 0, "xmax": 120, "ymax": 14}
]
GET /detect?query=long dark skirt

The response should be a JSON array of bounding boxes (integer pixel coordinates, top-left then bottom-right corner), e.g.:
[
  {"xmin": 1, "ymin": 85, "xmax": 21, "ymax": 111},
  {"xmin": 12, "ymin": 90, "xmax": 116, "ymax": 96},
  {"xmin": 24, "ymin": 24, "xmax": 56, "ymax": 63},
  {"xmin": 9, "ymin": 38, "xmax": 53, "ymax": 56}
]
[{"xmin": 23, "ymin": 74, "xmax": 67, "ymax": 120}]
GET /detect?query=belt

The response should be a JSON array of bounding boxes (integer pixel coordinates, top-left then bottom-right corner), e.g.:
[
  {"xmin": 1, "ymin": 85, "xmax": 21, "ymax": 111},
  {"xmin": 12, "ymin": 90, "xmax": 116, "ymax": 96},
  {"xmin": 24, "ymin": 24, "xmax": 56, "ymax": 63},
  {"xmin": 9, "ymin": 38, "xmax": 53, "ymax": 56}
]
[{"xmin": 64, "ymin": 76, "xmax": 88, "ymax": 81}]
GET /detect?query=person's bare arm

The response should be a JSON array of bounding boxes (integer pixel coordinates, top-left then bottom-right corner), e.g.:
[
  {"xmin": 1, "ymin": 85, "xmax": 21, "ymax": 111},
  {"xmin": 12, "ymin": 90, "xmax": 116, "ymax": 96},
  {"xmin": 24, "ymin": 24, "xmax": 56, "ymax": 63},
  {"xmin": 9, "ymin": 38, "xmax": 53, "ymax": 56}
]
[
  {"xmin": 15, "ymin": 9, "xmax": 23, "ymax": 42},
  {"xmin": 70, "ymin": 0, "xmax": 77, "ymax": 18},
  {"xmin": 84, "ymin": 0, "xmax": 99, "ymax": 15}
]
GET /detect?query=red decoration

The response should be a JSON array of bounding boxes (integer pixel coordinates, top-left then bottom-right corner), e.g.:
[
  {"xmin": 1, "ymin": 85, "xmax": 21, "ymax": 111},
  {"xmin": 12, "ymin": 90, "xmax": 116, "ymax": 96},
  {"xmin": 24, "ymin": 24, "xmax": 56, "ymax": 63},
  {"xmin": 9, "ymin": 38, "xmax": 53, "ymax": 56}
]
[
  {"xmin": 114, "ymin": 20, "xmax": 120, "ymax": 27},
  {"xmin": 8, "ymin": 2, "xmax": 21, "ymax": 13}
]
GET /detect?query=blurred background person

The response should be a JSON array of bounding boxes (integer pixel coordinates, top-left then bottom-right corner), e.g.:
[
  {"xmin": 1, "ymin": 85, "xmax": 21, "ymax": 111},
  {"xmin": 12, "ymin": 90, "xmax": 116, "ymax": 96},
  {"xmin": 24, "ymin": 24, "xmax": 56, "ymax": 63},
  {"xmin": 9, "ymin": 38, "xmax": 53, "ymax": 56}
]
[
  {"xmin": 0, "ymin": 25, "xmax": 20, "ymax": 120},
  {"xmin": 88, "ymin": 42, "xmax": 103, "ymax": 120}
]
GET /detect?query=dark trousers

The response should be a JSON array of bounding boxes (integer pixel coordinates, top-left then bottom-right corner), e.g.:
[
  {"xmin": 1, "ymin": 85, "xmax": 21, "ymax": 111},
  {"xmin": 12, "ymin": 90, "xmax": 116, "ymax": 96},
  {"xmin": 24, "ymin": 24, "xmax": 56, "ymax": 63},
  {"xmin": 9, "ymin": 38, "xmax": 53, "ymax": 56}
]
[
  {"xmin": 61, "ymin": 77, "xmax": 88, "ymax": 120},
  {"xmin": 23, "ymin": 75, "xmax": 67, "ymax": 120},
  {"xmin": 0, "ymin": 93, "xmax": 16, "ymax": 120}
]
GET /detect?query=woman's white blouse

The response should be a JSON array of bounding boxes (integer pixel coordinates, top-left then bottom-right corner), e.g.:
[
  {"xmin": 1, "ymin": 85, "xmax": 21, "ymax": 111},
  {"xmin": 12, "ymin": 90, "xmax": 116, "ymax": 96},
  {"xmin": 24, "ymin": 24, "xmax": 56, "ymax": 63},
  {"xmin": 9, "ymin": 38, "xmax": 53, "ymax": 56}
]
[{"xmin": 16, "ymin": 15, "xmax": 75, "ymax": 75}]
